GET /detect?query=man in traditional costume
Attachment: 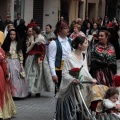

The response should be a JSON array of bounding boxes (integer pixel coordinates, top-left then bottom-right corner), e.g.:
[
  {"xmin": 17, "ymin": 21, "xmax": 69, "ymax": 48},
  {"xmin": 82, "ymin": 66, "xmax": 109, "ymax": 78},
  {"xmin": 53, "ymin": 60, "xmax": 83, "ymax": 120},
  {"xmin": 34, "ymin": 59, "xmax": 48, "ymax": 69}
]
[{"xmin": 48, "ymin": 21, "xmax": 72, "ymax": 93}]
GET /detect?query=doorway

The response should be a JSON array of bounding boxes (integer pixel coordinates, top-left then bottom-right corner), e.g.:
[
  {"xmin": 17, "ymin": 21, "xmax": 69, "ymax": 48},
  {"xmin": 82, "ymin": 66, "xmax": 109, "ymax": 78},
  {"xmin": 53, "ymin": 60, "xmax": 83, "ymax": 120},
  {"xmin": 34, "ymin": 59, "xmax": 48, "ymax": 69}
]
[
  {"xmin": 60, "ymin": 0, "xmax": 69, "ymax": 23},
  {"xmin": 88, "ymin": 3, "xmax": 96, "ymax": 18}
]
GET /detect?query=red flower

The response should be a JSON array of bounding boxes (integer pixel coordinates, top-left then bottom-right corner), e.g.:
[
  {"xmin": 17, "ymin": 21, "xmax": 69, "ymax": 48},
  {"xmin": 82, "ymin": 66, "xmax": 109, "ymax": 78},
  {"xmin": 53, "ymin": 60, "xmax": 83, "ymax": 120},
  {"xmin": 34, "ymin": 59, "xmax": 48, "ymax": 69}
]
[
  {"xmin": 107, "ymin": 49, "xmax": 114, "ymax": 55},
  {"xmin": 113, "ymin": 75, "xmax": 120, "ymax": 87},
  {"xmin": 70, "ymin": 68, "xmax": 80, "ymax": 72},
  {"xmin": 96, "ymin": 48, "xmax": 103, "ymax": 53},
  {"xmin": 69, "ymin": 67, "xmax": 83, "ymax": 78}
]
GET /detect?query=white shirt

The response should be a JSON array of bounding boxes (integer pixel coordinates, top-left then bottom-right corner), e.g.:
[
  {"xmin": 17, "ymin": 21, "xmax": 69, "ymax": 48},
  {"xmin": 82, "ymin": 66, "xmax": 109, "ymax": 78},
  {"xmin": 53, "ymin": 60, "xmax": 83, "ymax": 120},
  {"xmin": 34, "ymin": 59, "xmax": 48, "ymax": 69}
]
[{"xmin": 48, "ymin": 36, "xmax": 71, "ymax": 76}]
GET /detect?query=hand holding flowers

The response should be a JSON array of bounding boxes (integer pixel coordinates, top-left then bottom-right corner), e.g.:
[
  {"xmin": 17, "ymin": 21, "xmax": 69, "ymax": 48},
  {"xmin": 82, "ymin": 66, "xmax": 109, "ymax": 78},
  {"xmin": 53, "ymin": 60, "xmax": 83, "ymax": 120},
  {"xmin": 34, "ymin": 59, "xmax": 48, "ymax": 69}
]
[{"xmin": 69, "ymin": 66, "xmax": 97, "ymax": 87}]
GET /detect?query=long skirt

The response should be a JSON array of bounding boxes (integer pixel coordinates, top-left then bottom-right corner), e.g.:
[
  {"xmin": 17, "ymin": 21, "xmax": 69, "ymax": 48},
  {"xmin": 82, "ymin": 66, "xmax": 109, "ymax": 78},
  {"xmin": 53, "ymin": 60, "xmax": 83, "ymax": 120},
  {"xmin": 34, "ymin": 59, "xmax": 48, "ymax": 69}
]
[
  {"xmin": 7, "ymin": 58, "xmax": 28, "ymax": 98},
  {"xmin": 25, "ymin": 55, "xmax": 54, "ymax": 94},
  {"xmin": 0, "ymin": 66, "xmax": 16, "ymax": 119},
  {"xmin": 0, "ymin": 88, "xmax": 16, "ymax": 119},
  {"xmin": 90, "ymin": 67, "xmax": 114, "ymax": 87},
  {"xmin": 56, "ymin": 85, "xmax": 90, "ymax": 120}
]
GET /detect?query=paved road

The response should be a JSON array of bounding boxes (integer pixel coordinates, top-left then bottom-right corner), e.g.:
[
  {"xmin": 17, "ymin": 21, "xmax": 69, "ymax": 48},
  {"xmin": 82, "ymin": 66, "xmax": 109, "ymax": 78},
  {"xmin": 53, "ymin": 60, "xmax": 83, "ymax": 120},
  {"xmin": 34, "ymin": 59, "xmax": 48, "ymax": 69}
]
[
  {"xmin": 11, "ymin": 92, "xmax": 55, "ymax": 120},
  {"xmin": 10, "ymin": 61, "xmax": 120, "ymax": 120}
]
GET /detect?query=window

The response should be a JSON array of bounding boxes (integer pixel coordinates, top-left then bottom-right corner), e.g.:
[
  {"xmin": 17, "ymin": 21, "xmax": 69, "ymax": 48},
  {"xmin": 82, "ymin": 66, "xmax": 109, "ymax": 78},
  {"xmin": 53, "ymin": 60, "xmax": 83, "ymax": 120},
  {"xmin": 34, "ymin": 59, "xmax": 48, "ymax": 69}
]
[{"xmin": 14, "ymin": 0, "xmax": 25, "ymax": 19}]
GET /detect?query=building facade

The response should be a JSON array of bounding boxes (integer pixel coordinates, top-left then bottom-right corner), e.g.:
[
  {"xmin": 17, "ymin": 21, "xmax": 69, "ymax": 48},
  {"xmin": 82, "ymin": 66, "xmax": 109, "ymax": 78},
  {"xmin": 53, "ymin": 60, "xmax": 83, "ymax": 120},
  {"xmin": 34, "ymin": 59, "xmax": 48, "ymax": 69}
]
[{"xmin": 0, "ymin": 0, "xmax": 106, "ymax": 30}]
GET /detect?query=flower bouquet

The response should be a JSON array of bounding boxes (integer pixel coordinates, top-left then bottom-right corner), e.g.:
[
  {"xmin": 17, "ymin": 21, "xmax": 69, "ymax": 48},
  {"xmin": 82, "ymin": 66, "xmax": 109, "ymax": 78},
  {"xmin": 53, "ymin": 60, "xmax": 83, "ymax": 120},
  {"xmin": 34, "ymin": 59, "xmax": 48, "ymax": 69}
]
[
  {"xmin": 69, "ymin": 66, "xmax": 83, "ymax": 89},
  {"xmin": 34, "ymin": 51, "xmax": 42, "ymax": 58},
  {"xmin": 69, "ymin": 68, "xmax": 81, "ymax": 79}
]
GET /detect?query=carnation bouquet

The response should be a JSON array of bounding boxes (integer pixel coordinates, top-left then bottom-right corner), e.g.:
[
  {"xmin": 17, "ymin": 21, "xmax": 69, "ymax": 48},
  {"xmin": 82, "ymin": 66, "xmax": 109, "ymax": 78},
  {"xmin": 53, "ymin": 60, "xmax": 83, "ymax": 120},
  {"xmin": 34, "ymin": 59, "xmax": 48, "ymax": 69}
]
[
  {"xmin": 69, "ymin": 68, "xmax": 81, "ymax": 79},
  {"xmin": 69, "ymin": 66, "xmax": 83, "ymax": 89}
]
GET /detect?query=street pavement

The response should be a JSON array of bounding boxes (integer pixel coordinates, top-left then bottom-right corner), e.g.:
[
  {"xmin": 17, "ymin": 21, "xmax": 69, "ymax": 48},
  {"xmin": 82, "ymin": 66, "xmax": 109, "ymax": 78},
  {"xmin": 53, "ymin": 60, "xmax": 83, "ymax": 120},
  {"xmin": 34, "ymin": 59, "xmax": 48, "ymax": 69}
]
[
  {"xmin": 10, "ymin": 61, "xmax": 120, "ymax": 120},
  {"xmin": 11, "ymin": 92, "xmax": 55, "ymax": 120}
]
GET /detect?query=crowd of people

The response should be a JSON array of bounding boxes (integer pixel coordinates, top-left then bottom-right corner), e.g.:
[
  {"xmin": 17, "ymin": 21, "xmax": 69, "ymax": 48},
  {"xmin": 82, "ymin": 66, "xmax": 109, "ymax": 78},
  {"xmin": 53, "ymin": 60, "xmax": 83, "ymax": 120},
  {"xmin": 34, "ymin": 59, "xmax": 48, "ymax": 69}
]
[{"xmin": 0, "ymin": 13, "xmax": 120, "ymax": 120}]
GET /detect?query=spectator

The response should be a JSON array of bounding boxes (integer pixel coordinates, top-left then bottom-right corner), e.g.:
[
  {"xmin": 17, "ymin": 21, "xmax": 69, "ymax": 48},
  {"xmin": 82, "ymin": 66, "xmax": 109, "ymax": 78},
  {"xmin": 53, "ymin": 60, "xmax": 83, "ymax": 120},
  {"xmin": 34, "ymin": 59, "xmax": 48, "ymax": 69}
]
[
  {"xmin": 14, "ymin": 13, "xmax": 23, "ymax": 29},
  {"xmin": 69, "ymin": 20, "xmax": 76, "ymax": 34},
  {"xmin": 3, "ymin": 15, "xmax": 13, "ymax": 30},
  {"xmin": 91, "ymin": 22, "xmax": 99, "ymax": 35},
  {"xmin": 42, "ymin": 24, "xmax": 56, "ymax": 59},
  {"xmin": 27, "ymin": 19, "xmax": 37, "ymax": 27},
  {"xmin": 81, "ymin": 16, "xmax": 92, "ymax": 34},
  {"xmin": 42, "ymin": 24, "xmax": 56, "ymax": 43},
  {"xmin": 76, "ymin": 18, "xmax": 83, "ymax": 25},
  {"xmin": 17, "ymin": 20, "xmax": 27, "ymax": 40},
  {"xmin": 70, "ymin": 24, "xmax": 86, "ymax": 40}
]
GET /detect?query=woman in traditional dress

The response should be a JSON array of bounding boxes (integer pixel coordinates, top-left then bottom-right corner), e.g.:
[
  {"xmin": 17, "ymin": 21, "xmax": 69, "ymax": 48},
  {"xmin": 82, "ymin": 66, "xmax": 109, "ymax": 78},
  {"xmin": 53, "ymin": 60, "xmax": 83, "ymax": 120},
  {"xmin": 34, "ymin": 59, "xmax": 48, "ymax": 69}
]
[
  {"xmin": 90, "ymin": 30, "xmax": 117, "ymax": 87},
  {"xmin": 2, "ymin": 29, "xmax": 28, "ymax": 98},
  {"xmin": 0, "ymin": 31, "xmax": 16, "ymax": 119},
  {"xmin": 56, "ymin": 36, "xmax": 96, "ymax": 120},
  {"xmin": 25, "ymin": 26, "xmax": 54, "ymax": 97},
  {"xmin": 22, "ymin": 26, "xmax": 33, "ymax": 66}
]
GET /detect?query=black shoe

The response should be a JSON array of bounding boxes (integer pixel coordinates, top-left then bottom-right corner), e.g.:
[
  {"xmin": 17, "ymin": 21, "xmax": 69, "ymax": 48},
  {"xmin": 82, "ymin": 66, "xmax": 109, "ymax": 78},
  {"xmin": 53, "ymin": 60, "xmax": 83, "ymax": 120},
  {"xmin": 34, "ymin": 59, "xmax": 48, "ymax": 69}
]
[
  {"xmin": 27, "ymin": 93, "xmax": 32, "ymax": 98},
  {"xmin": 35, "ymin": 93, "xmax": 41, "ymax": 97}
]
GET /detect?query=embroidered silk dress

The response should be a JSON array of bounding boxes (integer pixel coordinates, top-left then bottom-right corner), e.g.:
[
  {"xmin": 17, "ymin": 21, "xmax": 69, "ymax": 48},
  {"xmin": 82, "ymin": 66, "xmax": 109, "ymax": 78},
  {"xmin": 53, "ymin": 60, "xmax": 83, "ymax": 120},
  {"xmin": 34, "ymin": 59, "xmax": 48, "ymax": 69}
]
[
  {"xmin": 90, "ymin": 42, "xmax": 117, "ymax": 87},
  {"xmin": 25, "ymin": 34, "xmax": 54, "ymax": 94},
  {"xmin": 0, "ymin": 47, "xmax": 16, "ymax": 119},
  {"xmin": 6, "ymin": 41, "xmax": 28, "ymax": 98}
]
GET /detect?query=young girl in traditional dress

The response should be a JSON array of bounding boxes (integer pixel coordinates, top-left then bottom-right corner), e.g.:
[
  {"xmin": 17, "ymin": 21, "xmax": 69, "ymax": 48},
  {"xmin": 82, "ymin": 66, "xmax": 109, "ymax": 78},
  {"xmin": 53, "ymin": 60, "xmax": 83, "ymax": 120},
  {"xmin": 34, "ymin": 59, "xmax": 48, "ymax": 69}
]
[
  {"xmin": 0, "ymin": 31, "xmax": 16, "ymax": 119},
  {"xmin": 103, "ymin": 87, "xmax": 120, "ymax": 120},
  {"xmin": 2, "ymin": 29, "xmax": 28, "ymax": 98}
]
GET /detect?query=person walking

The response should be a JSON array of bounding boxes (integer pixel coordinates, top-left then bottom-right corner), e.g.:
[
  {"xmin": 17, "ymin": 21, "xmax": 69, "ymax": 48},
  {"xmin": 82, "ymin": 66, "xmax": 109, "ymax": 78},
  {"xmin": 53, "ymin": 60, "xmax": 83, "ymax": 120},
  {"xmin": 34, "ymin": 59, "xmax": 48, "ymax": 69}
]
[
  {"xmin": 0, "ymin": 31, "xmax": 16, "ymax": 119},
  {"xmin": 25, "ymin": 26, "xmax": 53, "ymax": 97},
  {"xmin": 2, "ymin": 29, "xmax": 28, "ymax": 98},
  {"xmin": 49, "ymin": 21, "xmax": 72, "ymax": 94},
  {"xmin": 56, "ymin": 36, "xmax": 96, "ymax": 120},
  {"xmin": 90, "ymin": 30, "xmax": 117, "ymax": 87},
  {"xmin": 14, "ymin": 13, "xmax": 23, "ymax": 29}
]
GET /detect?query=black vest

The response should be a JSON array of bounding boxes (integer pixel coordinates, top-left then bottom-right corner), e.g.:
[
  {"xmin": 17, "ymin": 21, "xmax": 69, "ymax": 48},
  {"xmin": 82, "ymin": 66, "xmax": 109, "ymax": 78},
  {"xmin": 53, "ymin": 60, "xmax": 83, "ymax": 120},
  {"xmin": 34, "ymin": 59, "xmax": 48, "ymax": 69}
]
[{"xmin": 55, "ymin": 38, "xmax": 72, "ymax": 68}]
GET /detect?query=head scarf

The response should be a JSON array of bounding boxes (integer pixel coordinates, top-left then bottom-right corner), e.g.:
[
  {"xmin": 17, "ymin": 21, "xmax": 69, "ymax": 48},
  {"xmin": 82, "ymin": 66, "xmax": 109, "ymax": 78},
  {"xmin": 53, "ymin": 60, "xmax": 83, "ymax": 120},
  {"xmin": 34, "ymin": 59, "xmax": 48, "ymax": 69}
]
[{"xmin": 0, "ymin": 31, "xmax": 5, "ymax": 46}]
